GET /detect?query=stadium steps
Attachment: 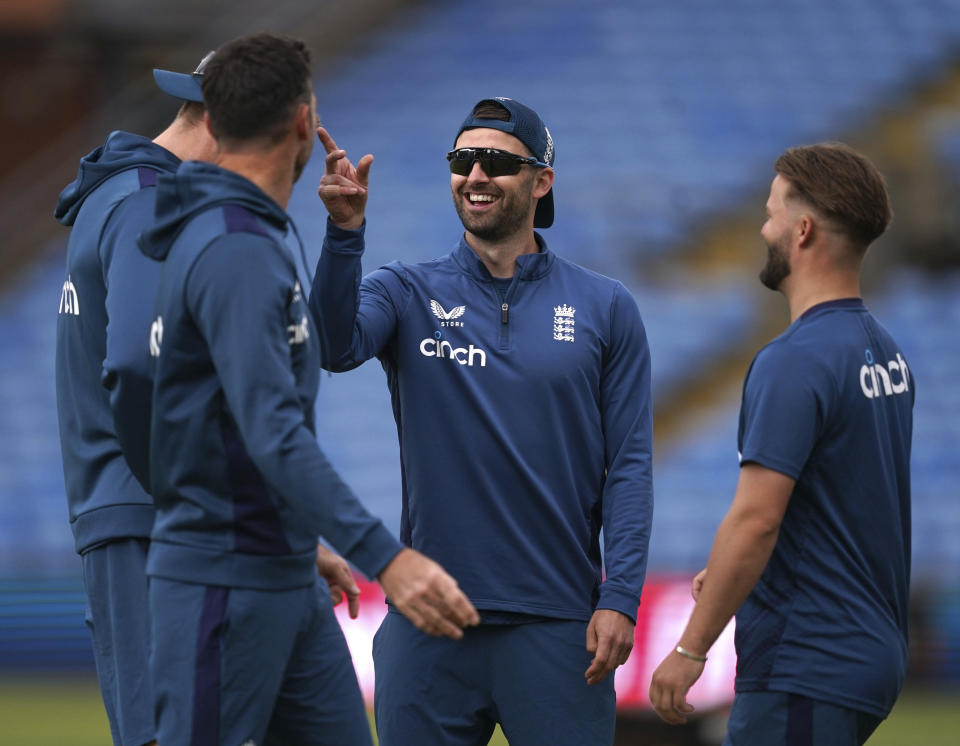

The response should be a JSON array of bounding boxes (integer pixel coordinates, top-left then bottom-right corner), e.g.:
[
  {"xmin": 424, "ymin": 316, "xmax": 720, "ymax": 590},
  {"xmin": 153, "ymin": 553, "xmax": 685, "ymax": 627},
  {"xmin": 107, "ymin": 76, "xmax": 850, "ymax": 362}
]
[
  {"xmin": 0, "ymin": 0, "xmax": 418, "ymax": 295},
  {"xmin": 648, "ymin": 55, "xmax": 960, "ymax": 447}
]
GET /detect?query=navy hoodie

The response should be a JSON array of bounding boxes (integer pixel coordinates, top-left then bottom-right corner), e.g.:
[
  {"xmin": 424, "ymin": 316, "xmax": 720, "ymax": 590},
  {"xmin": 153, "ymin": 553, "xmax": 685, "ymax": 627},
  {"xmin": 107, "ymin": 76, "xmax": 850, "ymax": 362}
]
[
  {"xmin": 140, "ymin": 161, "xmax": 401, "ymax": 589},
  {"xmin": 312, "ymin": 222, "xmax": 654, "ymax": 621},
  {"xmin": 55, "ymin": 131, "xmax": 178, "ymax": 553}
]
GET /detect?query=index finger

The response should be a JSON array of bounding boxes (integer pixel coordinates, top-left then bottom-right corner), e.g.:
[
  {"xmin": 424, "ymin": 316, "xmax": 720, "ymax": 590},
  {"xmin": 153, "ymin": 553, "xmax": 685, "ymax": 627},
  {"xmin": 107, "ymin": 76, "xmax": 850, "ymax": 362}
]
[{"xmin": 317, "ymin": 127, "xmax": 339, "ymax": 157}]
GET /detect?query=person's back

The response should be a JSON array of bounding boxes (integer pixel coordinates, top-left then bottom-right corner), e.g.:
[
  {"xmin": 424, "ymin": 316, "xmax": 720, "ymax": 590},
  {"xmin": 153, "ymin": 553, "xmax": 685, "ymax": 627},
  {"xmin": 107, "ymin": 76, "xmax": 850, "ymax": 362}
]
[
  {"xmin": 142, "ymin": 33, "xmax": 477, "ymax": 746},
  {"xmin": 53, "ymin": 64, "xmax": 213, "ymax": 745},
  {"xmin": 736, "ymin": 299, "xmax": 913, "ymax": 715},
  {"xmin": 143, "ymin": 160, "xmax": 393, "ymax": 586},
  {"xmin": 55, "ymin": 130, "xmax": 177, "ymax": 553}
]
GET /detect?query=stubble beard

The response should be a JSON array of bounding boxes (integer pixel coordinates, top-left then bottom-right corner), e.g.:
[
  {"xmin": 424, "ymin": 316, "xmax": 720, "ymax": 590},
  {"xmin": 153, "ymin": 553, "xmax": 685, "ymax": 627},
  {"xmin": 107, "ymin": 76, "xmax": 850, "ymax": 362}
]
[
  {"xmin": 453, "ymin": 173, "xmax": 535, "ymax": 242},
  {"xmin": 759, "ymin": 235, "xmax": 791, "ymax": 291}
]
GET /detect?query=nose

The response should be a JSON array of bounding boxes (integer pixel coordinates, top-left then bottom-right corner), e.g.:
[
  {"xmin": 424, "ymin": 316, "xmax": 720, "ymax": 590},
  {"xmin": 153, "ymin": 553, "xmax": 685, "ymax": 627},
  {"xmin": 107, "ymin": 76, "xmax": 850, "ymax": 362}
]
[{"xmin": 466, "ymin": 159, "xmax": 489, "ymax": 182}]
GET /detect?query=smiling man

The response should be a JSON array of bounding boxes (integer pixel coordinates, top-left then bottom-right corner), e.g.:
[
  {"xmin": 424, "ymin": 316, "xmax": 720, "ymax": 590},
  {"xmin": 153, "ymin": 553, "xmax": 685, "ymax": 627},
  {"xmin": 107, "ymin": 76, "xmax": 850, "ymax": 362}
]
[
  {"xmin": 648, "ymin": 143, "xmax": 914, "ymax": 746},
  {"xmin": 311, "ymin": 97, "xmax": 654, "ymax": 745}
]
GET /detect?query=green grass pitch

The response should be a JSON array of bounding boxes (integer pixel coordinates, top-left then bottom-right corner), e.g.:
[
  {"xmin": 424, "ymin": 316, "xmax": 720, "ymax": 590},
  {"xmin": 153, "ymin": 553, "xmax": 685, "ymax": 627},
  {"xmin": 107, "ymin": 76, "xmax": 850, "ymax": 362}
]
[{"xmin": 0, "ymin": 677, "xmax": 953, "ymax": 745}]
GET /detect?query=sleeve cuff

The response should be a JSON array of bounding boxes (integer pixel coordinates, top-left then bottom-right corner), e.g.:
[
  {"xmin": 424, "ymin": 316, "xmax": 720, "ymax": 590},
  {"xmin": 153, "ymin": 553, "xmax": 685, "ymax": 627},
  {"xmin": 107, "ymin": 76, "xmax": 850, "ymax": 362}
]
[
  {"xmin": 342, "ymin": 521, "xmax": 403, "ymax": 580},
  {"xmin": 324, "ymin": 217, "xmax": 366, "ymax": 254},
  {"xmin": 596, "ymin": 586, "xmax": 640, "ymax": 624}
]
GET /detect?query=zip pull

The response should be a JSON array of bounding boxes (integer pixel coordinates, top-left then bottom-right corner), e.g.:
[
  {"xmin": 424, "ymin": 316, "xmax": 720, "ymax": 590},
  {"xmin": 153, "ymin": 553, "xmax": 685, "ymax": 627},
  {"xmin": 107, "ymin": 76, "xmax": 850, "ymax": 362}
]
[{"xmin": 501, "ymin": 302, "xmax": 509, "ymax": 325}]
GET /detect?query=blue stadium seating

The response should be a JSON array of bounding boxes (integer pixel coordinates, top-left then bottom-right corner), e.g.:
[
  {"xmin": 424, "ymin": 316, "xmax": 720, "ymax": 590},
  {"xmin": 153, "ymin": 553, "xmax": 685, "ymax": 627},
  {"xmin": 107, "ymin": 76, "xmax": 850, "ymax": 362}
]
[{"xmin": 3, "ymin": 0, "xmax": 960, "ymax": 670}]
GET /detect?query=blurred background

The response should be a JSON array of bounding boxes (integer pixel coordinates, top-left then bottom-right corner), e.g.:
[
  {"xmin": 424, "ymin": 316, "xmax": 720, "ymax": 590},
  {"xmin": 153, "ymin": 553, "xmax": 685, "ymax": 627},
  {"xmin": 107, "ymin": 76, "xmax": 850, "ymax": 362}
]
[{"xmin": 1, "ymin": 0, "xmax": 959, "ymax": 743}]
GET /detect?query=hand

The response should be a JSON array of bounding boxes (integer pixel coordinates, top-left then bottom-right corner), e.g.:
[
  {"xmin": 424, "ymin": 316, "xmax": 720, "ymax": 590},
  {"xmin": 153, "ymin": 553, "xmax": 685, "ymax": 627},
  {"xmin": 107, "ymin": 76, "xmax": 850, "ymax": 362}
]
[
  {"xmin": 691, "ymin": 568, "xmax": 707, "ymax": 601},
  {"xmin": 648, "ymin": 648, "xmax": 705, "ymax": 724},
  {"xmin": 315, "ymin": 544, "xmax": 361, "ymax": 619},
  {"xmin": 316, "ymin": 127, "xmax": 372, "ymax": 230},
  {"xmin": 585, "ymin": 608, "xmax": 635, "ymax": 685},
  {"xmin": 377, "ymin": 548, "xmax": 480, "ymax": 639}
]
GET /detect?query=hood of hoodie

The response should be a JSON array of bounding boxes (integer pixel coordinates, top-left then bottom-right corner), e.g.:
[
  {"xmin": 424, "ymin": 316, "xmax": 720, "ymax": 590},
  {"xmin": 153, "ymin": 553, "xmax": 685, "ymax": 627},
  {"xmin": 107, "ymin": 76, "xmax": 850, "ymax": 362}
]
[
  {"xmin": 55, "ymin": 131, "xmax": 181, "ymax": 226},
  {"xmin": 139, "ymin": 160, "xmax": 289, "ymax": 262}
]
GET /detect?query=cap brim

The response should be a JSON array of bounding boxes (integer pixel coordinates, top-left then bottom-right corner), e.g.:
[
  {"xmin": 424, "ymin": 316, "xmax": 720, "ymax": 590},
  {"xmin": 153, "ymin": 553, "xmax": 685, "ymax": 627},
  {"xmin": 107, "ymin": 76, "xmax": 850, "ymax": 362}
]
[
  {"xmin": 153, "ymin": 69, "xmax": 204, "ymax": 103},
  {"xmin": 534, "ymin": 188, "xmax": 554, "ymax": 229}
]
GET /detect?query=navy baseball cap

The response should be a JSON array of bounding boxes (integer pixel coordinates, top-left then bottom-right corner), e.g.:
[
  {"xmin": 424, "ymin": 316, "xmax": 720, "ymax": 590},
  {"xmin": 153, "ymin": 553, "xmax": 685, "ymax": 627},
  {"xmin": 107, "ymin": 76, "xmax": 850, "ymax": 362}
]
[
  {"xmin": 456, "ymin": 97, "xmax": 556, "ymax": 228},
  {"xmin": 152, "ymin": 50, "xmax": 215, "ymax": 103}
]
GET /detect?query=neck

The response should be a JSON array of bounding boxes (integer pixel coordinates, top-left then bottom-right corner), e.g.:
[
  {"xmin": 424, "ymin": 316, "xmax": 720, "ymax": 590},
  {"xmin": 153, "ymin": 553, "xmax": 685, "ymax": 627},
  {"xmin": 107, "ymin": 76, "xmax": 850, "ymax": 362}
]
[
  {"xmin": 215, "ymin": 146, "xmax": 295, "ymax": 209},
  {"xmin": 783, "ymin": 271, "xmax": 861, "ymax": 322},
  {"xmin": 464, "ymin": 228, "xmax": 539, "ymax": 278},
  {"xmin": 153, "ymin": 120, "xmax": 207, "ymax": 163}
]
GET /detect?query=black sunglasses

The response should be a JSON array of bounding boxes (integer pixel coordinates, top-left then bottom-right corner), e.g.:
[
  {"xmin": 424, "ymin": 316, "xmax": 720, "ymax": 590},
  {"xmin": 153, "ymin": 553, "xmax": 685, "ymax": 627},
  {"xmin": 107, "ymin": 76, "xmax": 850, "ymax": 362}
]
[{"xmin": 446, "ymin": 147, "xmax": 549, "ymax": 177}]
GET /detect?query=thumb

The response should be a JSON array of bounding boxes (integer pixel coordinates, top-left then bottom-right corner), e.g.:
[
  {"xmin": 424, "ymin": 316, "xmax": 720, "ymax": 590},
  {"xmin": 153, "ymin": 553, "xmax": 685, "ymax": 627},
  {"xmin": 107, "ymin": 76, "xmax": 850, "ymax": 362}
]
[
  {"xmin": 357, "ymin": 154, "xmax": 374, "ymax": 187},
  {"xmin": 585, "ymin": 617, "xmax": 598, "ymax": 654}
]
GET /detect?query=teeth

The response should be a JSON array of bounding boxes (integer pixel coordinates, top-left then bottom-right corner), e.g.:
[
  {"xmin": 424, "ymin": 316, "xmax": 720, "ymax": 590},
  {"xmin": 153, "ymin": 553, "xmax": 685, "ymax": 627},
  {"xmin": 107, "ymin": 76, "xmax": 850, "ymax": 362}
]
[{"xmin": 469, "ymin": 194, "xmax": 496, "ymax": 203}]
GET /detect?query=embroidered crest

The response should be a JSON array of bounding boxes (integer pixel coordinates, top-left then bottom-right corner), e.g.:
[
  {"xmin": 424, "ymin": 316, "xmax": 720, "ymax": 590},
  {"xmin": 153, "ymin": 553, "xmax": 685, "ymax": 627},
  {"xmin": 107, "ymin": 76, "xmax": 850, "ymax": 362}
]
[{"xmin": 553, "ymin": 304, "xmax": 575, "ymax": 342}]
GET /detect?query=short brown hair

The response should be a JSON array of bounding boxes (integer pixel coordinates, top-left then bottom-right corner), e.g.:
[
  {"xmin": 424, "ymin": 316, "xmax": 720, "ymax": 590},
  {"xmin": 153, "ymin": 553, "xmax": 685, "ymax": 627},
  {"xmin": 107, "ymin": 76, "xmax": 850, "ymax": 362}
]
[
  {"xmin": 202, "ymin": 32, "xmax": 312, "ymax": 145},
  {"xmin": 774, "ymin": 142, "xmax": 893, "ymax": 248}
]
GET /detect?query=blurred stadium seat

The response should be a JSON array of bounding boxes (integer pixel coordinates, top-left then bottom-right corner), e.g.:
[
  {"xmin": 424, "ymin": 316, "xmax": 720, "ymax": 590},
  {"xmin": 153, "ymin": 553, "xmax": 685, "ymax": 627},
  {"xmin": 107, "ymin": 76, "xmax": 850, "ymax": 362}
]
[{"xmin": 1, "ymin": 0, "xmax": 959, "ymax": 693}]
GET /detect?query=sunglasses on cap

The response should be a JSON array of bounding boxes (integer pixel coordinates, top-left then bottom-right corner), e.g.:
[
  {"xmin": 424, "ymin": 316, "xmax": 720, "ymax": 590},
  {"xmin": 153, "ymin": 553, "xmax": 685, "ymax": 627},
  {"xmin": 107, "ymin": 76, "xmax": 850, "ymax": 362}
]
[{"xmin": 446, "ymin": 147, "xmax": 550, "ymax": 177}]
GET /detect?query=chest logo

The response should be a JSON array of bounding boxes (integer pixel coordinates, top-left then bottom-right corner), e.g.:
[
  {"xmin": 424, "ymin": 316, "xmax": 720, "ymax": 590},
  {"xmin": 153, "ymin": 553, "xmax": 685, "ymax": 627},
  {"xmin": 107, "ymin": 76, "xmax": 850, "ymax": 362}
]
[
  {"xmin": 553, "ymin": 304, "xmax": 575, "ymax": 342},
  {"xmin": 430, "ymin": 299, "xmax": 465, "ymax": 327}
]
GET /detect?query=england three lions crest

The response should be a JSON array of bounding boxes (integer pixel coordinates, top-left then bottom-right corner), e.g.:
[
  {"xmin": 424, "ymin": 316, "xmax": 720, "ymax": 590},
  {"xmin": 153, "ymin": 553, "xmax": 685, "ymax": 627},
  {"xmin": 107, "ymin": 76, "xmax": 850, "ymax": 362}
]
[{"xmin": 553, "ymin": 304, "xmax": 575, "ymax": 342}]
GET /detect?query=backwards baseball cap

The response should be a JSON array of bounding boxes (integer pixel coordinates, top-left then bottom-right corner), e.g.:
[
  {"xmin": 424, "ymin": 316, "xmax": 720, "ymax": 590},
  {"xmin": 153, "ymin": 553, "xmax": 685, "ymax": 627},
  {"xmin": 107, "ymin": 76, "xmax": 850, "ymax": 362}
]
[
  {"xmin": 456, "ymin": 97, "xmax": 556, "ymax": 228},
  {"xmin": 152, "ymin": 50, "xmax": 215, "ymax": 103}
]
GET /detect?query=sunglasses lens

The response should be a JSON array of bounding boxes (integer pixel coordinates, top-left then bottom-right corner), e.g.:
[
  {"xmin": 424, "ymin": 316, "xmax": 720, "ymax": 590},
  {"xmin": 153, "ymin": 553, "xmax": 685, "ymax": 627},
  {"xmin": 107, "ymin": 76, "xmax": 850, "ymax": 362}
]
[
  {"xmin": 448, "ymin": 149, "xmax": 525, "ymax": 177},
  {"xmin": 449, "ymin": 154, "xmax": 473, "ymax": 176},
  {"xmin": 484, "ymin": 157, "xmax": 522, "ymax": 177}
]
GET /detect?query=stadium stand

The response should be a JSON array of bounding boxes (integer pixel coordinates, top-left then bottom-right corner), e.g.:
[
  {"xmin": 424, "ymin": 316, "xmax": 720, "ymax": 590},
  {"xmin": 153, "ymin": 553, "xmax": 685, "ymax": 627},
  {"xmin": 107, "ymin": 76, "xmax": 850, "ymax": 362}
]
[{"xmin": 1, "ymin": 0, "xmax": 959, "ymax": 689}]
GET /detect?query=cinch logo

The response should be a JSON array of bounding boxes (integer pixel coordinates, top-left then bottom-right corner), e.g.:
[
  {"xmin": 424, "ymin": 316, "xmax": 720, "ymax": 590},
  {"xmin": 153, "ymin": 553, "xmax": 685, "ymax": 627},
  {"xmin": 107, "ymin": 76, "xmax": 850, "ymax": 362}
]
[
  {"xmin": 430, "ymin": 299, "xmax": 465, "ymax": 327},
  {"xmin": 860, "ymin": 349, "xmax": 910, "ymax": 399},
  {"xmin": 419, "ymin": 331, "xmax": 486, "ymax": 367},
  {"xmin": 58, "ymin": 275, "xmax": 80, "ymax": 316},
  {"xmin": 149, "ymin": 316, "xmax": 163, "ymax": 357}
]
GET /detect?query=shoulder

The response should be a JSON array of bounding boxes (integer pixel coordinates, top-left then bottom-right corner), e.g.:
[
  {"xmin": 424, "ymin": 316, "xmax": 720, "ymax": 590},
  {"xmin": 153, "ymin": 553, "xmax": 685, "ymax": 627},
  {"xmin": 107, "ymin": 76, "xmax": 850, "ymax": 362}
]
[
  {"xmin": 367, "ymin": 254, "xmax": 456, "ymax": 288},
  {"xmin": 747, "ymin": 327, "xmax": 837, "ymax": 392},
  {"xmin": 553, "ymin": 255, "xmax": 621, "ymax": 288}
]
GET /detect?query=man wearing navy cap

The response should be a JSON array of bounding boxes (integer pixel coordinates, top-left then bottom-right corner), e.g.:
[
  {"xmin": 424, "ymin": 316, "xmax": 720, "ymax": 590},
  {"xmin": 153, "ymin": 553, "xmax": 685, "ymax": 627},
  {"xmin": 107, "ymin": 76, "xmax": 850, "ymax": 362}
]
[
  {"xmin": 312, "ymin": 97, "xmax": 654, "ymax": 744},
  {"xmin": 54, "ymin": 54, "xmax": 217, "ymax": 746}
]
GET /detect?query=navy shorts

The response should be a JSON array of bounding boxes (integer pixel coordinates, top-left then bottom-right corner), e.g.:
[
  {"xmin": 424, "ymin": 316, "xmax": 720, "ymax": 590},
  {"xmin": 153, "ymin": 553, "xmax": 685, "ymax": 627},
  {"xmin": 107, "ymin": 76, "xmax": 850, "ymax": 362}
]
[
  {"xmin": 81, "ymin": 538, "xmax": 154, "ymax": 746},
  {"xmin": 373, "ymin": 610, "xmax": 616, "ymax": 746},
  {"xmin": 150, "ymin": 577, "xmax": 371, "ymax": 746},
  {"xmin": 724, "ymin": 691, "xmax": 883, "ymax": 746}
]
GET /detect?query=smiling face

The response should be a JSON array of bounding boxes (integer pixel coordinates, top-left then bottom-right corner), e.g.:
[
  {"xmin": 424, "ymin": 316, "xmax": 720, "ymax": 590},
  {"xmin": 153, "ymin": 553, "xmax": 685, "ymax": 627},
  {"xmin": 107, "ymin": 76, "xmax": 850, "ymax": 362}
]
[{"xmin": 450, "ymin": 128, "xmax": 543, "ymax": 243}]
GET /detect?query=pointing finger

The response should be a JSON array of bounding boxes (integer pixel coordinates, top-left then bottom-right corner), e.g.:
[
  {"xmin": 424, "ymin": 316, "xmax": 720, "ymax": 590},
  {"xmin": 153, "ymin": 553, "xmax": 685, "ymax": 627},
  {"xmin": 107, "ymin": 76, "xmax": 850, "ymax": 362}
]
[{"xmin": 317, "ymin": 126, "xmax": 339, "ymax": 155}]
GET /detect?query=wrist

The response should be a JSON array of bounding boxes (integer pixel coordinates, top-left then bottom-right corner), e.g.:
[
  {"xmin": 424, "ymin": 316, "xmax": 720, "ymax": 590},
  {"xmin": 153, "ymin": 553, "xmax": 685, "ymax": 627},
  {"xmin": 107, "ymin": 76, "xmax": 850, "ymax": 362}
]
[
  {"xmin": 674, "ymin": 644, "xmax": 708, "ymax": 662},
  {"xmin": 327, "ymin": 215, "xmax": 365, "ymax": 234}
]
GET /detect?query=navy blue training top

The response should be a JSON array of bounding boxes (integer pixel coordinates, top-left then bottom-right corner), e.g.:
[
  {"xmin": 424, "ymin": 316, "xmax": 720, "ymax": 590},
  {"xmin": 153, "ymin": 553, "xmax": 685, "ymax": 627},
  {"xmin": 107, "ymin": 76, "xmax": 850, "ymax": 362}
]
[
  {"xmin": 735, "ymin": 298, "xmax": 914, "ymax": 717},
  {"xmin": 312, "ymin": 221, "xmax": 654, "ymax": 623},
  {"xmin": 139, "ymin": 162, "xmax": 401, "ymax": 590},
  {"xmin": 54, "ymin": 131, "xmax": 178, "ymax": 553}
]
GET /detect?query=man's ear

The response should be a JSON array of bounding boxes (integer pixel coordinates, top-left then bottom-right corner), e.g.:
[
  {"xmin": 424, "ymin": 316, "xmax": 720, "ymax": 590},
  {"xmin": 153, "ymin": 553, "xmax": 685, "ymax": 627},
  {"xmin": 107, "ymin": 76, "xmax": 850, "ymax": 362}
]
[
  {"xmin": 533, "ymin": 167, "xmax": 555, "ymax": 199},
  {"xmin": 796, "ymin": 213, "xmax": 815, "ymax": 248},
  {"xmin": 294, "ymin": 103, "xmax": 312, "ymax": 141}
]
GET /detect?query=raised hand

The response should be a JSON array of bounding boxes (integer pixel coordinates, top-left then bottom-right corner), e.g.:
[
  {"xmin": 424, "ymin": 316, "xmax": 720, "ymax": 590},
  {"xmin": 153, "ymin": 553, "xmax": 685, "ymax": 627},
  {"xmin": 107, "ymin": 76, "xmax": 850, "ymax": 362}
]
[{"xmin": 316, "ymin": 126, "xmax": 373, "ymax": 230}]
